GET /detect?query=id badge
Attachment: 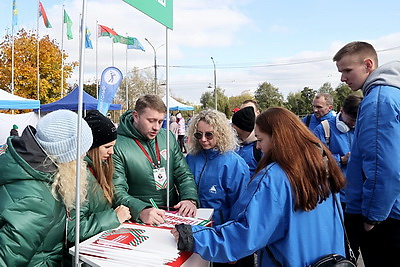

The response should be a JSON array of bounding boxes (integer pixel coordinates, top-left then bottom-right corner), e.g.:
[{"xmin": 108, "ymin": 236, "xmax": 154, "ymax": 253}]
[{"xmin": 153, "ymin": 167, "xmax": 167, "ymax": 190}]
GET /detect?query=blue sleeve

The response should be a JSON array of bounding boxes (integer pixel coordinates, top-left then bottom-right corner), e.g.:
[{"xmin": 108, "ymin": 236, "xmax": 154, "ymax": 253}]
[
  {"xmin": 348, "ymin": 88, "xmax": 400, "ymax": 222},
  {"xmin": 313, "ymin": 124, "xmax": 328, "ymax": 146},
  {"xmin": 190, "ymin": 166, "xmax": 289, "ymax": 262}
]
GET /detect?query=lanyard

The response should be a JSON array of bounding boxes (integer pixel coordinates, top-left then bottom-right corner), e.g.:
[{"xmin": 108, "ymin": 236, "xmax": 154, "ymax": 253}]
[{"xmin": 134, "ymin": 138, "xmax": 161, "ymax": 168}]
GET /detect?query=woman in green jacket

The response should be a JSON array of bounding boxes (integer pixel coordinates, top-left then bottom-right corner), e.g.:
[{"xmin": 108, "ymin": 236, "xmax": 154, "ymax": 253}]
[
  {"xmin": 0, "ymin": 110, "xmax": 92, "ymax": 266},
  {"xmin": 68, "ymin": 110, "xmax": 131, "ymax": 243}
]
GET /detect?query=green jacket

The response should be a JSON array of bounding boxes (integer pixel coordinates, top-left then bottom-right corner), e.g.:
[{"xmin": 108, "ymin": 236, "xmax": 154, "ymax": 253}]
[
  {"xmin": 0, "ymin": 129, "xmax": 65, "ymax": 267},
  {"xmin": 67, "ymin": 156, "xmax": 120, "ymax": 242},
  {"xmin": 113, "ymin": 110, "xmax": 199, "ymax": 220}
]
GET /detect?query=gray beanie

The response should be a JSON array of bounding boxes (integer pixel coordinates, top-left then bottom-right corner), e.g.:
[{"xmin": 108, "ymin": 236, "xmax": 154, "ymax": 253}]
[{"xmin": 36, "ymin": 110, "xmax": 93, "ymax": 163}]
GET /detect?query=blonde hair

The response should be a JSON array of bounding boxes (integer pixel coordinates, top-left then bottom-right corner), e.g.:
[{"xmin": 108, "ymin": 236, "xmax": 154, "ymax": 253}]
[
  {"xmin": 51, "ymin": 159, "xmax": 88, "ymax": 211},
  {"xmin": 187, "ymin": 109, "xmax": 238, "ymax": 154}
]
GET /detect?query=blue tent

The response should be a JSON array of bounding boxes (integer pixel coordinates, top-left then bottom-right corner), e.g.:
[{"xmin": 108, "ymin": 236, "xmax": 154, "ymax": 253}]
[
  {"xmin": 36, "ymin": 87, "xmax": 121, "ymax": 112},
  {"xmin": 0, "ymin": 89, "xmax": 40, "ymax": 110}
]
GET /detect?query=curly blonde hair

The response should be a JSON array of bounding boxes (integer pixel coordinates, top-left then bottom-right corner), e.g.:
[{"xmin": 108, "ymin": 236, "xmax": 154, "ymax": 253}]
[
  {"xmin": 187, "ymin": 109, "xmax": 238, "ymax": 154},
  {"xmin": 51, "ymin": 158, "xmax": 88, "ymax": 211}
]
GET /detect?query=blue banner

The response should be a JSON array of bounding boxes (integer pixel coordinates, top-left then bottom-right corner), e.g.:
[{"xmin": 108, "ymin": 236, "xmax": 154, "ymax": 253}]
[{"xmin": 97, "ymin": 67, "xmax": 123, "ymax": 115}]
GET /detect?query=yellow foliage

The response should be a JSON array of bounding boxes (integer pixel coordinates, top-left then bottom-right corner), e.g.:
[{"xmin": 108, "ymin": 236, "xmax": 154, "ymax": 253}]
[{"xmin": 0, "ymin": 28, "xmax": 78, "ymax": 104}]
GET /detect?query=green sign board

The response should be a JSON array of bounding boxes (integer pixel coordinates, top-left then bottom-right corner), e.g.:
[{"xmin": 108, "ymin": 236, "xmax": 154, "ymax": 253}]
[{"xmin": 123, "ymin": 0, "xmax": 173, "ymax": 29}]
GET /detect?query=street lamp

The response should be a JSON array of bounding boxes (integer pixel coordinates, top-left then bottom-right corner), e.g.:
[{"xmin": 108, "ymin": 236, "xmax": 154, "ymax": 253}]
[
  {"xmin": 145, "ymin": 38, "xmax": 164, "ymax": 94},
  {"xmin": 211, "ymin": 57, "xmax": 217, "ymax": 110}
]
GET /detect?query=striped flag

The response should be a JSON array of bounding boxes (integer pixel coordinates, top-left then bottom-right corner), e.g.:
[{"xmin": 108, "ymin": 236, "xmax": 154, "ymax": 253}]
[
  {"xmin": 39, "ymin": 1, "xmax": 52, "ymax": 28},
  {"xmin": 12, "ymin": 0, "xmax": 18, "ymax": 26},
  {"xmin": 85, "ymin": 27, "xmax": 93, "ymax": 49},
  {"xmin": 98, "ymin": 24, "xmax": 118, "ymax": 37}
]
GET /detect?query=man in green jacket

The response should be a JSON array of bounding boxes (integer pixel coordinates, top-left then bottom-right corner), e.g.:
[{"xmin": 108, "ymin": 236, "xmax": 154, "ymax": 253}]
[
  {"xmin": 113, "ymin": 94, "xmax": 199, "ymax": 225},
  {"xmin": 0, "ymin": 109, "xmax": 92, "ymax": 266}
]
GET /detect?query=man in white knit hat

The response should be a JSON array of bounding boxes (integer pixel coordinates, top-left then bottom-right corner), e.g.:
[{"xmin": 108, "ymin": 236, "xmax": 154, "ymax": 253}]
[{"xmin": 0, "ymin": 109, "xmax": 92, "ymax": 266}]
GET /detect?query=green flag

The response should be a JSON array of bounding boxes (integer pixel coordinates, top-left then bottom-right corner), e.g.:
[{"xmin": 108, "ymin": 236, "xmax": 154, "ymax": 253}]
[{"xmin": 64, "ymin": 10, "xmax": 73, "ymax": 40}]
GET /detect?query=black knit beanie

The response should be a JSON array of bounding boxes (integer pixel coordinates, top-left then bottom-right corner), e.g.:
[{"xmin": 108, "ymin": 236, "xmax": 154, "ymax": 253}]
[
  {"xmin": 232, "ymin": 106, "xmax": 255, "ymax": 132},
  {"xmin": 84, "ymin": 110, "xmax": 117, "ymax": 149}
]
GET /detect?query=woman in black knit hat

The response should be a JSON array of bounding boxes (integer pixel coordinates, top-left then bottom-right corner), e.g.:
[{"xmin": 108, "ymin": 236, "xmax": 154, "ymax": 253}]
[{"xmin": 67, "ymin": 110, "xmax": 131, "ymax": 244}]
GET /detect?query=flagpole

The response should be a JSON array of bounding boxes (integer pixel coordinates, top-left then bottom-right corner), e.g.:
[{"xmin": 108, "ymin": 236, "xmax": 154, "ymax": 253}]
[
  {"xmin": 11, "ymin": 17, "xmax": 15, "ymax": 97},
  {"xmin": 165, "ymin": 26, "xmax": 170, "ymax": 210},
  {"xmin": 11, "ymin": 5, "xmax": 15, "ymax": 96},
  {"xmin": 61, "ymin": 5, "xmax": 65, "ymax": 98},
  {"xmin": 11, "ymin": 1, "xmax": 16, "ymax": 115},
  {"xmin": 75, "ymin": 0, "xmax": 88, "ymax": 265},
  {"xmin": 112, "ymin": 39, "xmax": 114, "ymax": 66},
  {"xmin": 125, "ymin": 35, "xmax": 128, "ymax": 111},
  {"xmin": 36, "ymin": 0, "xmax": 40, "ymax": 102},
  {"xmin": 96, "ymin": 20, "xmax": 99, "ymax": 98}
]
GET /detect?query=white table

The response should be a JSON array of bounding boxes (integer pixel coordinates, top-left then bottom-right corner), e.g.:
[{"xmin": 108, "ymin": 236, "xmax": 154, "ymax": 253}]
[{"xmin": 70, "ymin": 208, "xmax": 213, "ymax": 267}]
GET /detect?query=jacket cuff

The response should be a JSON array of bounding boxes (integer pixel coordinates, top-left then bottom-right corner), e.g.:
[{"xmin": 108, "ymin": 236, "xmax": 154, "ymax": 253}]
[
  {"xmin": 363, "ymin": 216, "xmax": 382, "ymax": 225},
  {"xmin": 175, "ymin": 223, "xmax": 194, "ymax": 251}
]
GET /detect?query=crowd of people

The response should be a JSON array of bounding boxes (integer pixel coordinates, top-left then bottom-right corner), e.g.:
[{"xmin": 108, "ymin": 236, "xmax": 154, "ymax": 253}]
[{"xmin": 1, "ymin": 41, "xmax": 399, "ymax": 267}]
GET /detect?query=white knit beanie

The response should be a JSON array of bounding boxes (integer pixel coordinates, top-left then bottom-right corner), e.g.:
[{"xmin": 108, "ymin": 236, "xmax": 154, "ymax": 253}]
[{"xmin": 35, "ymin": 110, "xmax": 93, "ymax": 163}]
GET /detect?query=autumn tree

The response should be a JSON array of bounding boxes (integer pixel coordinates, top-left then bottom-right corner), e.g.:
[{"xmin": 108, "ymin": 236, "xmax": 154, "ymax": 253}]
[
  {"xmin": 0, "ymin": 29, "xmax": 77, "ymax": 103},
  {"xmin": 228, "ymin": 92, "xmax": 254, "ymax": 114},
  {"xmin": 254, "ymin": 82, "xmax": 284, "ymax": 110},
  {"xmin": 199, "ymin": 87, "xmax": 229, "ymax": 116},
  {"xmin": 115, "ymin": 67, "xmax": 155, "ymax": 111}
]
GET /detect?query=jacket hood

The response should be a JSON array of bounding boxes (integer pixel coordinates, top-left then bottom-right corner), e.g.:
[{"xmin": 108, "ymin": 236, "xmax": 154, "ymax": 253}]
[
  {"xmin": 0, "ymin": 126, "xmax": 56, "ymax": 186},
  {"xmin": 117, "ymin": 110, "xmax": 146, "ymax": 141},
  {"xmin": 362, "ymin": 61, "xmax": 400, "ymax": 95}
]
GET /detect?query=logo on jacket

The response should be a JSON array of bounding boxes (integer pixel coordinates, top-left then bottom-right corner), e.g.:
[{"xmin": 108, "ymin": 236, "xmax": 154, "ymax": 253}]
[
  {"xmin": 0, "ymin": 144, "xmax": 7, "ymax": 156},
  {"xmin": 161, "ymin": 149, "xmax": 167, "ymax": 160},
  {"xmin": 209, "ymin": 185, "xmax": 217, "ymax": 194}
]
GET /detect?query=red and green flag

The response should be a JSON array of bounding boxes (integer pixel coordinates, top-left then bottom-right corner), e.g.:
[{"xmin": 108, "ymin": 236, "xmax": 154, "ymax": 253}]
[
  {"xmin": 39, "ymin": 1, "xmax": 52, "ymax": 28},
  {"xmin": 64, "ymin": 10, "xmax": 73, "ymax": 40},
  {"xmin": 98, "ymin": 24, "xmax": 118, "ymax": 38}
]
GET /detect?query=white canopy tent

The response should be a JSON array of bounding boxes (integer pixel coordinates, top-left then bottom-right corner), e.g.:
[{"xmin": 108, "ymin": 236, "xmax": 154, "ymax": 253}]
[
  {"xmin": 162, "ymin": 96, "xmax": 194, "ymax": 111},
  {"xmin": 0, "ymin": 89, "xmax": 40, "ymax": 110},
  {"xmin": 0, "ymin": 112, "xmax": 40, "ymax": 144}
]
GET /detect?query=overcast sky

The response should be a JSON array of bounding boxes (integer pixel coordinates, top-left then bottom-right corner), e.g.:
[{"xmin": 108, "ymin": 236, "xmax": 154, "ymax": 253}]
[{"xmin": 1, "ymin": 0, "xmax": 400, "ymax": 103}]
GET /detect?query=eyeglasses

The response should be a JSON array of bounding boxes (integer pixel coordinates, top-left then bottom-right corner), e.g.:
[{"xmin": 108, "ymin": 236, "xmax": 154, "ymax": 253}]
[{"xmin": 194, "ymin": 132, "xmax": 214, "ymax": 140}]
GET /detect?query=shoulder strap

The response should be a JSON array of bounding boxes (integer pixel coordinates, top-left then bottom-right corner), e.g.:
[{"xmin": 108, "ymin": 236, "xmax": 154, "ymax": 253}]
[
  {"xmin": 253, "ymin": 141, "xmax": 262, "ymax": 162},
  {"xmin": 321, "ymin": 120, "xmax": 330, "ymax": 147},
  {"xmin": 305, "ymin": 114, "xmax": 312, "ymax": 127},
  {"xmin": 333, "ymin": 194, "xmax": 357, "ymax": 264}
]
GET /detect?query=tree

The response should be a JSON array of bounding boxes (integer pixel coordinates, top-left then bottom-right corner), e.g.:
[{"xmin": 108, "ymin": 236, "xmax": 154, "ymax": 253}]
[
  {"xmin": 0, "ymin": 29, "xmax": 77, "ymax": 103},
  {"xmin": 285, "ymin": 92, "xmax": 304, "ymax": 116},
  {"xmin": 334, "ymin": 82, "xmax": 357, "ymax": 111},
  {"xmin": 318, "ymin": 82, "xmax": 335, "ymax": 95},
  {"xmin": 228, "ymin": 92, "xmax": 254, "ymax": 114},
  {"xmin": 299, "ymin": 86, "xmax": 316, "ymax": 116},
  {"xmin": 254, "ymin": 82, "xmax": 283, "ymax": 110},
  {"xmin": 199, "ymin": 87, "xmax": 230, "ymax": 116},
  {"xmin": 116, "ymin": 67, "xmax": 155, "ymax": 111}
]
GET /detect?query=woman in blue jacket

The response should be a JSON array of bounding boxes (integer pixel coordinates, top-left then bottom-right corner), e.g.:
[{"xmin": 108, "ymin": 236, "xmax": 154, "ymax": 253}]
[
  {"xmin": 173, "ymin": 107, "xmax": 347, "ymax": 267},
  {"xmin": 186, "ymin": 109, "xmax": 251, "ymax": 266}
]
